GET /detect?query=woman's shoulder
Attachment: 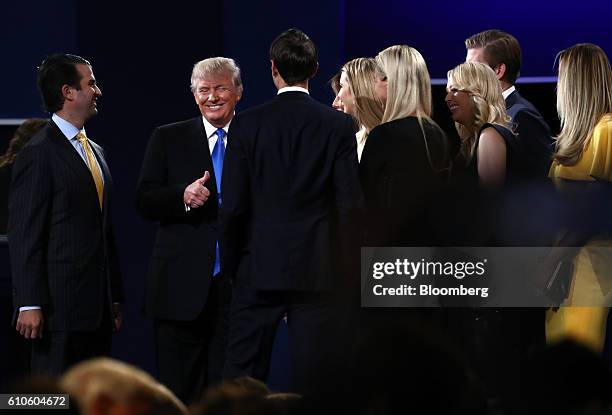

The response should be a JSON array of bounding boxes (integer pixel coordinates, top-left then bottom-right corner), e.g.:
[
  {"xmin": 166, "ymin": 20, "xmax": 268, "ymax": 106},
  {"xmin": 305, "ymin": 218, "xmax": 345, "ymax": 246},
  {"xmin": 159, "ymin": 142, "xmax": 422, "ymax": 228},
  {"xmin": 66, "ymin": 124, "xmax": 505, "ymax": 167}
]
[
  {"xmin": 479, "ymin": 123, "xmax": 513, "ymax": 143},
  {"xmin": 593, "ymin": 114, "xmax": 612, "ymax": 142}
]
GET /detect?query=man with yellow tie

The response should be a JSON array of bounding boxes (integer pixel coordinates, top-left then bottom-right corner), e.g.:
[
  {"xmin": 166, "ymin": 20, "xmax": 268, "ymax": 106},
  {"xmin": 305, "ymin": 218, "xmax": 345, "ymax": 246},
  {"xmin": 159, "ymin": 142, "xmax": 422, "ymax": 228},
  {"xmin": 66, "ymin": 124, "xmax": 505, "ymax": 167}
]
[{"xmin": 8, "ymin": 54, "xmax": 123, "ymax": 375}]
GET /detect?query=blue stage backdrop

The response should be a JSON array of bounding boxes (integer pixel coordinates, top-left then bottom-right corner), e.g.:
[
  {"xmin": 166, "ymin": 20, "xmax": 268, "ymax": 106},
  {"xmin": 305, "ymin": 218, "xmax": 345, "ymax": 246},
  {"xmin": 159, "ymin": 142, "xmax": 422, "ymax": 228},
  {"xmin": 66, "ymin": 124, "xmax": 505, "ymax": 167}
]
[
  {"xmin": 345, "ymin": 0, "xmax": 611, "ymax": 81},
  {"xmin": 1, "ymin": 0, "xmax": 77, "ymax": 120}
]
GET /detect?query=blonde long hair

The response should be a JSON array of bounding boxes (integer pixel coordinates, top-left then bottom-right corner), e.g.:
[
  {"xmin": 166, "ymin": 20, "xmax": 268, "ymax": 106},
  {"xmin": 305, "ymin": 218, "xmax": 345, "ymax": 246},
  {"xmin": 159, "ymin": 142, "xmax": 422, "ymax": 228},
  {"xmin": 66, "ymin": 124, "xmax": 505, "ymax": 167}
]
[
  {"xmin": 553, "ymin": 43, "xmax": 612, "ymax": 166},
  {"xmin": 376, "ymin": 45, "xmax": 432, "ymax": 123},
  {"xmin": 342, "ymin": 58, "xmax": 384, "ymax": 140},
  {"xmin": 447, "ymin": 62, "xmax": 513, "ymax": 163},
  {"xmin": 376, "ymin": 45, "xmax": 449, "ymax": 171}
]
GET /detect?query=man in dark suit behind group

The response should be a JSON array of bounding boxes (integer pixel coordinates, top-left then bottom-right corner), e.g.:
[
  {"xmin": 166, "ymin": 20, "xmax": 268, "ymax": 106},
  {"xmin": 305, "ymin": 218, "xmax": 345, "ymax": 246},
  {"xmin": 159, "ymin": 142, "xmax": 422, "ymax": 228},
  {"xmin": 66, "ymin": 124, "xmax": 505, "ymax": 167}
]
[
  {"xmin": 221, "ymin": 29, "xmax": 362, "ymax": 392},
  {"xmin": 463, "ymin": 30, "xmax": 552, "ymax": 410},
  {"xmin": 465, "ymin": 29, "xmax": 553, "ymax": 179},
  {"xmin": 136, "ymin": 57, "xmax": 242, "ymax": 403},
  {"xmin": 8, "ymin": 54, "xmax": 123, "ymax": 375}
]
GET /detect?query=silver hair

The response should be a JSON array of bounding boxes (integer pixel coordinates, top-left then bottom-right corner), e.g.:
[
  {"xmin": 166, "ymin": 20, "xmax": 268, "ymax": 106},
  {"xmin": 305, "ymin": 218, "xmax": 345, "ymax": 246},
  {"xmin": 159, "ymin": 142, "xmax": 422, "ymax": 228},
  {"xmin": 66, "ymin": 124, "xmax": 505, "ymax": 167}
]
[{"xmin": 190, "ymin": 57, "xmax": 243, "ymax": 93}]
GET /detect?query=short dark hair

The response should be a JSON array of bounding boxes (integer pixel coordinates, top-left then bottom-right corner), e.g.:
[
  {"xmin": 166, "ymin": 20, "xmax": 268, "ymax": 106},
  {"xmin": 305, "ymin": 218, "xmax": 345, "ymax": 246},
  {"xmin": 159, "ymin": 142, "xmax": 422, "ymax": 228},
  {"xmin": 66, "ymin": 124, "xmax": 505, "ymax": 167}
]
[
  {"xmin": 269, "ymin": 28, "xmax": 318, "ymax": 85},
  {"xmin": 37, "ymin": 53, "xmax": 91, "ymax": 113},
  {"xmin": 465, "ymin": 29, "xmax": 521, "ymax": 85}
]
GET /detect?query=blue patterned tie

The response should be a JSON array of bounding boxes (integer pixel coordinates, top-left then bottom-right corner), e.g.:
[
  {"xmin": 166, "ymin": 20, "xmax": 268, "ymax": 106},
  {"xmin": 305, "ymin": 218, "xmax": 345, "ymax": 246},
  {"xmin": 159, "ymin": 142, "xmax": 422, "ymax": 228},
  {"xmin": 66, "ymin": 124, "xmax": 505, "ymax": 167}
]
[{"xmin": 212, "ymin": 128, "xmax": 225, "ymax": 276}]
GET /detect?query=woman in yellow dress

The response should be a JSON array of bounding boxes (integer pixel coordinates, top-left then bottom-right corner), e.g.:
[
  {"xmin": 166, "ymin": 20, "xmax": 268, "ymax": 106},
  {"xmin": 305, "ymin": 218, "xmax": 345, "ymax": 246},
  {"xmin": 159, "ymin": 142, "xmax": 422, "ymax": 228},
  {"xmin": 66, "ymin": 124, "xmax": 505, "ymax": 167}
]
[{"xmin": 547, "ymin": 43, "xmax": 612, "ymax": 353}]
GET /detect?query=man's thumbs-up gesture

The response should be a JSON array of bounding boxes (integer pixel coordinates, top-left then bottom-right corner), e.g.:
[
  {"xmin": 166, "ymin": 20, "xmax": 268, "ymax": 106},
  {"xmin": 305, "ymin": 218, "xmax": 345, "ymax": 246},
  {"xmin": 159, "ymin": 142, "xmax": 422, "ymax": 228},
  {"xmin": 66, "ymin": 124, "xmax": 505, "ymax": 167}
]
[{"xmin": 183, "ymin": 171, "xmax": 211, "ymax": 209}]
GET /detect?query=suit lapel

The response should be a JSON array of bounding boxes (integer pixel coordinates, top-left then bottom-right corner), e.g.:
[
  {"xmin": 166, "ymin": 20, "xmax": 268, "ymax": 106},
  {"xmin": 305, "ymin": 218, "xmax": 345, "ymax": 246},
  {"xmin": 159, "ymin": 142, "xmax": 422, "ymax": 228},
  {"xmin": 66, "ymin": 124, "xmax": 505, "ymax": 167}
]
[
  {"xmin": 90, "ymin": 142, "xmax": 112, "ymax": 218},
  {"xmin": 505, "ymin": 90, "xmax": 519, "ymax": 109},
  {"xmin": 46, "ymin": 123, "xmax": 101, "ymax": 211}
]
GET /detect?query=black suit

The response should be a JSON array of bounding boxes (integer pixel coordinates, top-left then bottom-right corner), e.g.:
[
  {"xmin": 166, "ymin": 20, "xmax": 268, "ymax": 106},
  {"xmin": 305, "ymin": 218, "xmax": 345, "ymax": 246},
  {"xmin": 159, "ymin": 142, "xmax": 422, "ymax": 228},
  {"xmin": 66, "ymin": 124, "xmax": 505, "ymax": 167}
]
[
  {"xmin": 8, "ymin": 120, "xmax": 122, "ymax": 374},
  {"xmin": 359, "ymin": 117, "xmax": 450, "ymax": 247},
  {"xmin": 136, "ymin": 117, "xmax": 230, "ymax": 403},
  {"xmin": 505, "ymin": 90, "xmax": 553, "ymax": 179},
  {"xmin": 221, "ymin": 91, "xmax": 362, "ymax": 391}
]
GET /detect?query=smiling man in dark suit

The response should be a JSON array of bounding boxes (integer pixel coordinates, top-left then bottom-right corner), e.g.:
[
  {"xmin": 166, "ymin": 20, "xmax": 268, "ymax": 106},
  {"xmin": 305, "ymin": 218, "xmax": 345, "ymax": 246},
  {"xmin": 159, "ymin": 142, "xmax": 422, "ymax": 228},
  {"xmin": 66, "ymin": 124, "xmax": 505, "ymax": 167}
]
[
  {"xmin": 221, "ymin": 29, "xmax": 362, "ymax": 392},
  {"xmin": 8, "ymin": 54, "xmax": 123, "ymax": 375},
  {"xmin": 136, "ymin": 57, "xmax": 242, "ymax": 403}
]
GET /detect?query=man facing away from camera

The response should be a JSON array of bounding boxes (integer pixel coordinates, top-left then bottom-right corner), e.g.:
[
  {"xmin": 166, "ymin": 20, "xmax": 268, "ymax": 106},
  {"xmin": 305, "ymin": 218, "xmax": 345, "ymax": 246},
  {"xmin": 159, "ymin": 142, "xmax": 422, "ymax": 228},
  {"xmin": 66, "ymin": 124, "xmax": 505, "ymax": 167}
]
[{"xmin": 221, "ymin": 28, "xmax": 362, "ymax": 393}]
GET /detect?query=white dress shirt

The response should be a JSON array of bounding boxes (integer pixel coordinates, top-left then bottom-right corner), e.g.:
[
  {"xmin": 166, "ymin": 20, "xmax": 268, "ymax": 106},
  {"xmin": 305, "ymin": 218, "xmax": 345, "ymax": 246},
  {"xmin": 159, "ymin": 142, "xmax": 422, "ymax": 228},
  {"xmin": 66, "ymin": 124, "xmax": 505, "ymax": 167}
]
[
  {"xmin": 502, "ymin": 85, "xmax": 516, "ymax": 100},
  {"xmin": 277, "ymin": 86, "xmax": 309, "ymax": 95},
  {"xmin": 184, "ymin": 117, "xmax": 231, "ymax": 212}
]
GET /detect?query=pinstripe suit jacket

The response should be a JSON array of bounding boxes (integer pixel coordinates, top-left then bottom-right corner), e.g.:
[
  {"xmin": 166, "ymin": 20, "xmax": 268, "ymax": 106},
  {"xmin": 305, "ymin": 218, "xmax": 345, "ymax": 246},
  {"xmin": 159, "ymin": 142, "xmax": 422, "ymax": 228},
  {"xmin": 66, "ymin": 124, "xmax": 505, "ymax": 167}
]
[{"xmin": 8, "ymin": 120, "xmax": 123, "ymax": 331}]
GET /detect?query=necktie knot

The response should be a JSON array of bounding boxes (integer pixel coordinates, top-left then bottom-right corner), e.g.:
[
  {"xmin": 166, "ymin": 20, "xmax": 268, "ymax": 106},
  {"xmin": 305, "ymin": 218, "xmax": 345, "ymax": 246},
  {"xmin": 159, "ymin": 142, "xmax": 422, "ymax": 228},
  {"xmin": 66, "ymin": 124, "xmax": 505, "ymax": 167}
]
[
  {"xmin": 76, "ymin": 131, "xmax": 88, "ymax": 144},
  {"xmin": 216, "ymin": 128, "xmax": 226, "ymax": 140}
]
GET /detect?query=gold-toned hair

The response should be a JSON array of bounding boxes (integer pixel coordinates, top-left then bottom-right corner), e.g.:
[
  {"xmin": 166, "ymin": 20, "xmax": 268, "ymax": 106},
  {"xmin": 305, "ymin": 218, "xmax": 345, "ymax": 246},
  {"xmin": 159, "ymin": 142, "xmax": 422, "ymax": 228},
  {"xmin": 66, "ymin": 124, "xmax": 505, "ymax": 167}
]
[
  {"xmin": 447, "ymin": 62, "xmax": 513, "ymax": 163},
  {"xmin": 342, "ymin": 58, "xmax": 384, "ymax": 139},
  {"xmin": 553, "ymin": 43, "xmax": 612, "ymax": 166},
  {"xmin": 329, "ymin": 70, "xmax": 341, "ymax": 95},
  {"xmin": 376, "ymin": 45, "xmax": 449, "ymax": 171},
  {"xmin": 61, "ymin": 358, "xmax": 186, "ymax": 415},
  {"xmin": 191, "ymin": 57, "xmax": 243, "ymax": 94},
  {"xmin": 376, "ymin": 45, "xmax": 433, "ymax": 123}
]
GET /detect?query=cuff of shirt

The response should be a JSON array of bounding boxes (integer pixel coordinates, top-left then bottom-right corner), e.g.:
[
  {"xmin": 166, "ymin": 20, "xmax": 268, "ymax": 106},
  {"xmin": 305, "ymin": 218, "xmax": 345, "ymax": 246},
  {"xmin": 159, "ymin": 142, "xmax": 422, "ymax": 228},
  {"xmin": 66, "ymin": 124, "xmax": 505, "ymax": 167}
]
[{"xmin": 184, "ymin": 203, "xmax": 191, "ymax": 212}]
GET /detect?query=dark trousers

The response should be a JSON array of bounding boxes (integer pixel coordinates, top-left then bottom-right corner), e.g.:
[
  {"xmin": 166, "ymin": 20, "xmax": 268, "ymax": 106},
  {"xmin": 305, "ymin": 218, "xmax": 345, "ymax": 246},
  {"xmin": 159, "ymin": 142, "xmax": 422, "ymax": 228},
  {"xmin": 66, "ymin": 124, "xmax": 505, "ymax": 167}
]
[
  {"xmin": 30, "ymin": 311, "xmax": 112, "ymax": 376},
  {"xmin": 154, "ymin": 274, "xmax": 231, "ymax": 404},
  {"xmin": 445, "ymin": 308, "xmax": 545, "ymax": 412},
  {"xmin": 224, "ymin": 286, "xmax": 332, "ymax": 394}
]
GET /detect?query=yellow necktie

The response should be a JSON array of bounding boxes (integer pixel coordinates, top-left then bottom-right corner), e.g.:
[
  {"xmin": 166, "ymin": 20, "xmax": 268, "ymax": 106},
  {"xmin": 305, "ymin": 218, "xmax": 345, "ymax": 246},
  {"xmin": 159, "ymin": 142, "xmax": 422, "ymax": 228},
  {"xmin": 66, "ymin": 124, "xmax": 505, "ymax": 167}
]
[{"xmin": 76, "ymin": 132, "xmax": 104, "ymax": 209}]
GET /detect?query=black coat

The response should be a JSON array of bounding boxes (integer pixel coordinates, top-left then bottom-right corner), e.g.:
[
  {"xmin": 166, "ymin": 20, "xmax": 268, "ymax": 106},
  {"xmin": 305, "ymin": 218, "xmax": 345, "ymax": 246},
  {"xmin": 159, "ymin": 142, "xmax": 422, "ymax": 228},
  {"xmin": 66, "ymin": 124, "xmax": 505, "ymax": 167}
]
[
  {"xmin": 8, "ymin": 121, "xmax": 123, "ymax": 331},
  {"xmin": 136, "ymin": 117, "xmax": 220, "ymax": 320},
  {"xmin": 222, "ymin": 91, "xmax": 363, "ymax": 291}
]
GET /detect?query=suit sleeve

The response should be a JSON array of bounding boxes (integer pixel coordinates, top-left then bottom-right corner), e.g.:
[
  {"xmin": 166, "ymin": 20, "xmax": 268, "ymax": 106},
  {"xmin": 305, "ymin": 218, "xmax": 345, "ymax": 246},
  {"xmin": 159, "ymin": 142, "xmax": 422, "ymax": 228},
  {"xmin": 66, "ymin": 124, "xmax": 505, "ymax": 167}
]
[
  {"xmin": 7, "ymin": 146, "xmax": 52, "ymax": 307},
  {"xmin": 92, "ymin": 143, "xmax": 124, "ymax": 303},
  {"xmin": 136, "ymin": 127, "xmax": 189, "ymax": 220},
  {"xmin": 221, "ymin": 116, "xmax": 251, "ymax": 278},
  {"xmin": 332, "ymin": 116, "xmax": 364, "ymax": 285}
]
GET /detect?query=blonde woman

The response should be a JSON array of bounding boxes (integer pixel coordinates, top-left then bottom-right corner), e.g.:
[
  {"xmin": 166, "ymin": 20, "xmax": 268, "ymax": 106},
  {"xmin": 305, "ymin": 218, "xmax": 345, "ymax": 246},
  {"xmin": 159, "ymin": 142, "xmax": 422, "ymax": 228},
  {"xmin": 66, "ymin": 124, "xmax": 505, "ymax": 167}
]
[
  {"xmin": 329, "ymin": 71, "xmax": 344, "ymax": 112},
  {"xmin": 547, "ymin": 43, "xmax": 612, "ymax": 353},
  {"xmin": 445, "ymin": 62, "xmax": 516, "ymax": 188},
  {"xmin": 336, "ymin": 58, "xmax": 384, "ymax": 161},
  {"xmin": 359, "ymin": 45, "xmax": 449, "ymax": 246}
]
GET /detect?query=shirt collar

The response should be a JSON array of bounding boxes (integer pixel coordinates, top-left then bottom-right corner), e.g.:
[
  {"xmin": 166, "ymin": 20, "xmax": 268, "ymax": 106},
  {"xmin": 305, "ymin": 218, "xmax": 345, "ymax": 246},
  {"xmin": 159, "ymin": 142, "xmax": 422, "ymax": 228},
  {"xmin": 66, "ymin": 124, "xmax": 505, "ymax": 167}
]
[
  {"xmin": 502, "ymin": 85, "xmax": 516, "ymax": 100},
  {"xmin": 52, "ymin": 113, "xmax": 86, "ymax": 140},
  {"xmin": 277, "ymin": 86, "xmax": 309, "ymax": 95},
  {"xmin": 202, "ymin": 116, "xmax": 231, "ymax": 139}
]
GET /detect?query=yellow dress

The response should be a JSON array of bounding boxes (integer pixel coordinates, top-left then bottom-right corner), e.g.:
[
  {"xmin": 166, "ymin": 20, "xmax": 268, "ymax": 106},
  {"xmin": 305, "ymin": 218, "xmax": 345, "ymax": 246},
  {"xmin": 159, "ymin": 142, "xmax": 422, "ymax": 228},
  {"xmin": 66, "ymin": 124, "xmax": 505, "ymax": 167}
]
[{"xmin": 547, "ymin": 115, "xmax": 612, "ymax": 353}]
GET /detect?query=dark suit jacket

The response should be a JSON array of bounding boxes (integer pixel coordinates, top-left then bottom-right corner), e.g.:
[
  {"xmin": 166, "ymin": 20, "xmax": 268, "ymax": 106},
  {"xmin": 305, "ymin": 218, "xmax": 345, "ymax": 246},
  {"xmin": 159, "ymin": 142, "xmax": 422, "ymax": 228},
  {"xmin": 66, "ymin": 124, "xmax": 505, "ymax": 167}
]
[
  {"xmin": 0, "ymin": 164, "xmax": 11, "ymax": 235},
  {"xmin": 8, "ymin": 121, "xmax": 123, "ymax": 332},
  {"xmin": 136, "ymin": 117, "xmax": 220, "ymax": 321},
  {"xmin": 222, "ymin": 91, "xmax": 362, "ymax": 291},
  {"xmin": 505, "ymin": 90, "xmax": 553, "ymax": 179},
  {"xmin": 359, "ymin": 117, "xmax": 450, "ymax": 246}
]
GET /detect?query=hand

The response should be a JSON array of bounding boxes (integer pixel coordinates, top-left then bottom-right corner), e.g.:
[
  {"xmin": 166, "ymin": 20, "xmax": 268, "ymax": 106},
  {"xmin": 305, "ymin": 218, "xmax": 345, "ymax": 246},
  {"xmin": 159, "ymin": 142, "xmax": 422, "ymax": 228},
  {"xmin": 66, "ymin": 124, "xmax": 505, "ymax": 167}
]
[
  {"xmin": 112, "ymin": 303, "xmax": 123, "ymax": 333},
  {"xmin": 183, "ymin": 171, "xmax": 211, "ymax": 209},
  {"xmin": 16, "ymin": 309, "xmax": 44, "ymax": 339}
]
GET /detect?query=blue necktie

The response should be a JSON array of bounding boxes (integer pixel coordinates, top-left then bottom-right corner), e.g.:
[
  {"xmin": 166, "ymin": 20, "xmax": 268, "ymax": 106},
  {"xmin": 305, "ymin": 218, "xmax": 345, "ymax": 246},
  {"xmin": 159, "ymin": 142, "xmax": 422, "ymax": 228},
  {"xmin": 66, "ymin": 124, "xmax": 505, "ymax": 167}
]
[{"xmin": 212, "ymin": 128, "xmax": 225, "ymax": 276}]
